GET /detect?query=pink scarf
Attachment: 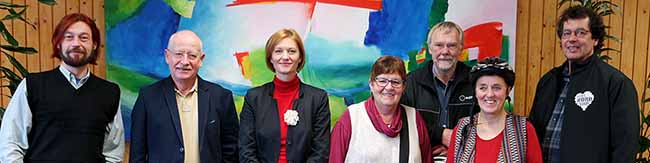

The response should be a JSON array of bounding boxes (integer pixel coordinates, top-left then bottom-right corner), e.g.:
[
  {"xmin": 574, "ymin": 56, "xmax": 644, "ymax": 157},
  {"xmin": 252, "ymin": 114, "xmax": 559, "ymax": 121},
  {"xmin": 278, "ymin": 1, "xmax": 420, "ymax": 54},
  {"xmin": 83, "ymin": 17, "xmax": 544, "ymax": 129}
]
[{"xmin": 364, "ymin": 97, "xmax": 403, "ymax": 137}]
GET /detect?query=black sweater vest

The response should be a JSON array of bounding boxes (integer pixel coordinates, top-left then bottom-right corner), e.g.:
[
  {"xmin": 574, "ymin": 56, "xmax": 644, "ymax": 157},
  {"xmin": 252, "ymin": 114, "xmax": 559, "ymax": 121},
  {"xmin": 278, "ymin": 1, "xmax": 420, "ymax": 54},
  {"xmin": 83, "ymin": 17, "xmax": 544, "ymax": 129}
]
[{"xmin": 24, "ymin": 68, "xmax": 120, "ymax": 162}]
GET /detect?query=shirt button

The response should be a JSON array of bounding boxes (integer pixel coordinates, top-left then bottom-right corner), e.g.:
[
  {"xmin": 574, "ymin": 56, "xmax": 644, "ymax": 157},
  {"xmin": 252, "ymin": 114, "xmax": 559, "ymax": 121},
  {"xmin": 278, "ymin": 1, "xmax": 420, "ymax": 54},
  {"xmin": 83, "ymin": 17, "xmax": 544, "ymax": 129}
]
[
  {"xmin": 180, "ymin": 147, "xmax": 184, "ymax": 153},
  {"xmin": 287, "ymin": 141, "xmax": 292, "ymax": 145}
]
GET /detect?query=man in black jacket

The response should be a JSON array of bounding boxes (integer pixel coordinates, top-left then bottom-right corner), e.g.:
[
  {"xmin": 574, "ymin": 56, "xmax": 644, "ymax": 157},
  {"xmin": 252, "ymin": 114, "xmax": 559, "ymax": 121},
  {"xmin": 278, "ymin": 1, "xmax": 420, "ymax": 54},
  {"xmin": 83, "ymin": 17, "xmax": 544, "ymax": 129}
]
[
  {"xmin": 401, "ymin": 21, "xmax": 477, "ymax": 161},
  {"xmin": 529, "ymin": 6, "xmax": 639, "ymax": 163}
]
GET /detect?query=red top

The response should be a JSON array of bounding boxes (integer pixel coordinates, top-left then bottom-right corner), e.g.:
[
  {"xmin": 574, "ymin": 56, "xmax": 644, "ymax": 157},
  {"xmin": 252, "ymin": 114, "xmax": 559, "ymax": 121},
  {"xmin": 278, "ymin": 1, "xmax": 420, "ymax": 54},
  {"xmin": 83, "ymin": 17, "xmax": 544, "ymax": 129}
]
[
  {"xmin": 273, "ymin": 76, "xmax": 300, "ymax": 163},
  {"xmin": 446, "ymin": 121, "xmax": 543, "ymax": 163},
  {"xmin": 329, "ymin": 98, "xmax": 432, "ymax": 163}
]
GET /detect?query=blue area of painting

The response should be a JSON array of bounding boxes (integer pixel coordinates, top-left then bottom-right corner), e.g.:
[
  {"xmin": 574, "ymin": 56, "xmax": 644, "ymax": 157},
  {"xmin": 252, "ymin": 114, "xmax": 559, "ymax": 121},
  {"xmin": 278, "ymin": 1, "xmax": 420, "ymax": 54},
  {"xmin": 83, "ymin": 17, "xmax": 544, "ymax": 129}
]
[
  {"xmin": 121, "ymin": 104, "xmax": 132, "ymax": 140},
  {"xmin": 364, "ymin": 0, "xmax": 433, "ymax": 59},
  {"xmin": 212, "ymin": 79, "xmax": 251, "ymax": 96},
  {"xmin": 301, "ymin": 35, "xmax": 380, "ymax": 97},
  {"xmin": 177, "ymin": 0, "xmax": 253, "ymax": 95},
  {"xmin": 106, "ymin": 0, "xmax": 179, "ymax": 78},
  {"xmin": 106, "ymin": 0, "xmax": 180, "ymax": 141}
]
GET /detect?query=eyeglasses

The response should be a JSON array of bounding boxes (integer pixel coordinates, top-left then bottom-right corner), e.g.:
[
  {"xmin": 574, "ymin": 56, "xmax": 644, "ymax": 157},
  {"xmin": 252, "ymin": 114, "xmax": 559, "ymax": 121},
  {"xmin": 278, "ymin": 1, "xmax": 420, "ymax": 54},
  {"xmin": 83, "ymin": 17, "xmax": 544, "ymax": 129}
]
[
  {"xmin": 561, "ymin": 29, "xmax": 591, "ymax": 39},
  {"xmin": 374, "ymin": 77, "xmax": 404, "ymax": 88},
  {"xmin": 166, "ymin": 49, "xmax": 203, "ymax": 61},
  {"xmin": 471, "ymin": 61, "xmax": 512, "ymax": 73}
]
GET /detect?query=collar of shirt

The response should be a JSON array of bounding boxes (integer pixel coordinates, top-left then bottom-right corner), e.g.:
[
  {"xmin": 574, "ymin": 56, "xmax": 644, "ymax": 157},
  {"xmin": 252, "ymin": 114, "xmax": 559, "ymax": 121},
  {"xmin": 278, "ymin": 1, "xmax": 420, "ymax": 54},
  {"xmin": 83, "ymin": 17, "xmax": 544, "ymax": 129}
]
[
  {"xmin": 431, "ymin": 65, "xmax": 456, "ymax": 85},
  {"xmin": 58, "ymin": 65, "xmax": 91, "ymax": 89},
  {"xmin": 174, "ymin": 79, "xmax": 199, "ymax": 97}
]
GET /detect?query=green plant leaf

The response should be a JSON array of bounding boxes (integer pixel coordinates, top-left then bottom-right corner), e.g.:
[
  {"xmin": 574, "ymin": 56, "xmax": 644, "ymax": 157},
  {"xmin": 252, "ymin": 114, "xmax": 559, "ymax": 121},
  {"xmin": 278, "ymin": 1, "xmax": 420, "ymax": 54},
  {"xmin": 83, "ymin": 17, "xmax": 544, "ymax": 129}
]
[
  {"xmin": 0, "ymin": 2, "xmax": 28, "ymax": 8},
  {"xmin": 3, "ymin": 52, "xmax": 29, "ymax": 77},
  {"xmin": 594, "ymin": 1, "xmax": 619, "ymax": 14},
  {"xmin": 599, "ymin": 10, "xmax": 615, "ymax": 16},
  {"xmin": 604, "ymin": 35, "xmax": 622, "ymax": 43},
  {"xmin": 639, "ymin": 136, "xmax": 650, "ymax": 153},
  {"xmin": 38, "ymin": 0, "xmax": 57, "ymax": 6},
  {"xmin": 0, "ymin": 8, "xmax": 35, "ymax": 29},
  {"xmin": 0, "ymin": 66, "xmax": 22, "ymax": 94},
  {"xmin": 558, "ymin": 0, "xmax": 583, "ymax": 8},
  {"xmin": 583, "ymin": 0, "xmax": 592, "ymax": 7},
  {"xmin": 599, "ymin": 54, "xmax": 612, "ymax": 61},
  {"xmin": 0, "ymin": 106, "xmax": 4, "ymax": 122},
  {"xmin": 643, "ymin": 98, "xmax": 650, "ymax": 103},
  {"xmin": 636, "ymin": 158, "xmax": 649, "ymax": 163},
  {"xmin": 600, "ymin": 48, "xmax": 621, "ymax": 53},
  {"xmin": 3, "ymin": 8, "xmax": 25, "ymax": 21},
  {"xmin": 0, "ymin": 22, "xmax": 18, "ymax": 46},
  {"xmin": 0, "ymin": 45, "xmax": 37, "ymax": 54}
]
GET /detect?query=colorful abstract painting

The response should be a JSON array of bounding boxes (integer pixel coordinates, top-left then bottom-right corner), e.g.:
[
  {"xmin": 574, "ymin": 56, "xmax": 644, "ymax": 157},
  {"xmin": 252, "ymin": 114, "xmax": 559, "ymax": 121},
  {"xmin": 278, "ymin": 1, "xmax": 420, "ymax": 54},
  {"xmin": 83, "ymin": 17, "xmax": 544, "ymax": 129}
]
[{"xmin": 105, "ymin": 0, "xmax": 517, "ymax": 140}]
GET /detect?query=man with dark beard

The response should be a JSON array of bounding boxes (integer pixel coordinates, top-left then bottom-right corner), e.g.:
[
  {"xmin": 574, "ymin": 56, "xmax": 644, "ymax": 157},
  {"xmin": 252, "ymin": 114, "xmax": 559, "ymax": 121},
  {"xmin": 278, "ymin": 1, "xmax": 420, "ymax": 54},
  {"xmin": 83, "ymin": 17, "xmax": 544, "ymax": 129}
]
[{"xmin": 0, "ymin": 13, "xmax": 124, "ymax": 162}]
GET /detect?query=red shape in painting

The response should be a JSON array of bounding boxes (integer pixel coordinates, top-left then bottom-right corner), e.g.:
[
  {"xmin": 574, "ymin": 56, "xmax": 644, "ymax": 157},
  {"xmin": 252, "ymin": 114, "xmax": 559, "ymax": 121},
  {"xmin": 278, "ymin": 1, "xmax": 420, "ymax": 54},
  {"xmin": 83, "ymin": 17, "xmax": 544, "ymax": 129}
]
[
  {"xmin": 463, "ymin": 22, "xmax": 503, "ymax": 61},
  {"xmin": 226, "ymin": 0, "xmax": 382, "ymax": 19},
  {"xmin": 234, "ymin": 51, "xmax": 250, "ymax": 77}
]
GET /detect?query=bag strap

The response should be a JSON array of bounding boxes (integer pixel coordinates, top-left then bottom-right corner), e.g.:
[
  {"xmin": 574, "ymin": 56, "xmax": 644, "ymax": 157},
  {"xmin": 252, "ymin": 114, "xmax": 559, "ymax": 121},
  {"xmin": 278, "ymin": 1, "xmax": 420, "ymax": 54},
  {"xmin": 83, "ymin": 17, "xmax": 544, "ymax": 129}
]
[{"xmin": 399, "ymin": 107, "xmax": 409, "ymax": 163}]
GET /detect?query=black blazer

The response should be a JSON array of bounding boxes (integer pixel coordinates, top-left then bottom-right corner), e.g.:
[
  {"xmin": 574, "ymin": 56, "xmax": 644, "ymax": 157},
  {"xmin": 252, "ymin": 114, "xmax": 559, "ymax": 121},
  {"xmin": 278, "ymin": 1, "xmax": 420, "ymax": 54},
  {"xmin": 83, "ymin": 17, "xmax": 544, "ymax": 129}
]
[
  {"xmin": 239, "ymin": 82, "xmax": 330, "ymax": 163},
  {"xmin": 130, "ymin": 77, "xmax": 239, "ymax": 163}
]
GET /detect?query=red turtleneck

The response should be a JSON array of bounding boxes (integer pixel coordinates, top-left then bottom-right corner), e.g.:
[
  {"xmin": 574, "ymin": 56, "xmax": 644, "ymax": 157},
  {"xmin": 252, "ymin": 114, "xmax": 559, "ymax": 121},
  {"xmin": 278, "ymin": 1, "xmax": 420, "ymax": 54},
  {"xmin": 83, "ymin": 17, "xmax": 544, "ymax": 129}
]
[{"xmin": 273, "ymin": 75, "xmax": 300, "ymax": 163}]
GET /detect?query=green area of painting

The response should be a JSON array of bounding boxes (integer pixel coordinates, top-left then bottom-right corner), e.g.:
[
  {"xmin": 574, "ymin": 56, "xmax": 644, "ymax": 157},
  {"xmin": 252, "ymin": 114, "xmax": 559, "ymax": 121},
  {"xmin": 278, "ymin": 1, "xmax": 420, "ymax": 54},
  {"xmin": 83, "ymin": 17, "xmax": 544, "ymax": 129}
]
[
  {"xmin": 248, "ymin": 47, "xmax": 275, "ymax": 86},
  {"xmin": 301, "ymin": 63, "xmax": 373, "ymax": 90},
  {"xmin": 328, "ymin": 95, "xmax": 348, "ymax": 127},
  {"xmin": 163, "ymin": 0, "xmax": 196, "ymax": 18},
  {"xmin": 234, "ymin": 95, "xmax": 245, "ymax": 115},
  {"xmin": 105, "ymin": 0, "xmax": 146, "ymax": 29},
  {"xmin": 107, "ymin": 63, "xmax": 158, "ymax": 107},
  {"xmin": 107, "ymin": 63, "xmax": 158, "ymax": 93},
  {"xmin": 430, "ymin": 0, "xmax": 448, "ymax": 29},
  {"xmin": 501, "ymin": 36, "xmax": 510, "ymax": 62}
]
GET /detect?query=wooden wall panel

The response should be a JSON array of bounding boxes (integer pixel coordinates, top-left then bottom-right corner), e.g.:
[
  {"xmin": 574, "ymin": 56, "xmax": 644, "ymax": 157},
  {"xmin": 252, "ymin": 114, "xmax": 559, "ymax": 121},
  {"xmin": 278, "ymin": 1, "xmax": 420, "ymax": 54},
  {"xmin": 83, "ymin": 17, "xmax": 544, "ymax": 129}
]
[
  {"xmin": 514, "ymin": 0, "xmax": 531, "ymax": 116},
  {"xmin": 606, "ymin": 0, "xmax": 624, "ymax": 69},
  {"xmin": 26, "ymin": 0, "xmax": 40, "ymax": 73},
  {"xmin": 637, "ymin": 0, "xmax": 650, "ymax": 110},
  {"xmin": 525, "ymin": 0, "xmax": 544, "ymax": 115},
  {"xmin": 92, "ymin": 0, "xmax": 106, "ymax": 78}
]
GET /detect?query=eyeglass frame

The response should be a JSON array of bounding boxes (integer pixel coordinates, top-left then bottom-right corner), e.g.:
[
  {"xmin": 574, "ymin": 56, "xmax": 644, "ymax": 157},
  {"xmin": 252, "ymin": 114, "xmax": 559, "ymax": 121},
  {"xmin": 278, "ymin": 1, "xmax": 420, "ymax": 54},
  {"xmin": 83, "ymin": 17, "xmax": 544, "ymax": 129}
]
[
  {"xmin": 373, "ymin": 77, "xmax": 404, "ymax": 88},
  {"xmin": 560, "ymin": 28, "xmax": 591, "ymax": 39},
  {"xmin": 165, "ymin": 49, "xmax": 204, "ymax": 61}
]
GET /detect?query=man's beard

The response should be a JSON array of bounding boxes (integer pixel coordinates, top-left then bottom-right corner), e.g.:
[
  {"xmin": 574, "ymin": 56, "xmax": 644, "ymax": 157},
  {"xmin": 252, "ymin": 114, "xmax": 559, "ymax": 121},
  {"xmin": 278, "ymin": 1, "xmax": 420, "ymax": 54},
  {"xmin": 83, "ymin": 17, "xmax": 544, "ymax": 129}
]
[{"xmin": 62, "ymin": 47, "xmax": 95, "ymax": 67}]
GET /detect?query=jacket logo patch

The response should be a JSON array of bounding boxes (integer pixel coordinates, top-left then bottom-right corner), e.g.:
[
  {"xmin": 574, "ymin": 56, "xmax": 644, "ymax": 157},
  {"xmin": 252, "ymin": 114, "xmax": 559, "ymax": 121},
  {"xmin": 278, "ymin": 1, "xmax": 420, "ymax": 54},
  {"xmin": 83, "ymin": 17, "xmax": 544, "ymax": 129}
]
[
  {"xmin": 574, "ymin": 91, "xmax": 594, "ymax": 111},
  {"xmin": 459, "ymin": 95, "xmax": 473, "ymax": 102}
]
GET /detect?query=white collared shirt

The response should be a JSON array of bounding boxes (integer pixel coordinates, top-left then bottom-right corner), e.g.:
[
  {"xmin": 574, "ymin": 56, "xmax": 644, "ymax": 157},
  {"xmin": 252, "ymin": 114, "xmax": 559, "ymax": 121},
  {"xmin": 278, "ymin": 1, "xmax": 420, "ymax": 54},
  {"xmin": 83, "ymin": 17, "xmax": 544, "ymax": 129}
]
[{"xmin": 58, "ymin": 65, "xmax": 91, "ymax": 89}]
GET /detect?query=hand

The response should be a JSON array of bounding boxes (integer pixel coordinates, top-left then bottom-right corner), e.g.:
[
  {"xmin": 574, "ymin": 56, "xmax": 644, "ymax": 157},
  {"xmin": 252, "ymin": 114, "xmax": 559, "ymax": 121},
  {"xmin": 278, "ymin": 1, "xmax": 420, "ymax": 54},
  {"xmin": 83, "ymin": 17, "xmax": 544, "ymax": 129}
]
[
  {"xmin": 432, "ymin": 145, "xmax": 448, "ymax": 156},
  {"xmin": 442, "ymin": 128, "xmax": 453, "ymax": 147}
]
